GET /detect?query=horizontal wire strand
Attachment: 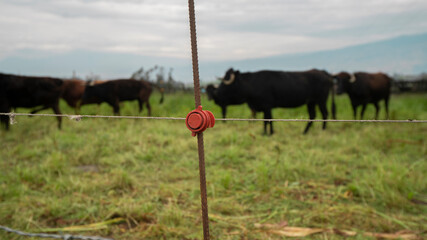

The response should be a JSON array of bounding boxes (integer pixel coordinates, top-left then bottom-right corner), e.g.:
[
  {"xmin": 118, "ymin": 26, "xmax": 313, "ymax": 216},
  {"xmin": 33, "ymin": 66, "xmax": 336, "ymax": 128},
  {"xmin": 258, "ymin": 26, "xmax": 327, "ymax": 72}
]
[
  {"xmin": 0, "ymin": 112, "xmax": 185, "ymax": 121},
  {"xmin": 0, "ymin": 225, "xmax": 114, "ymax": 240},
  {"xmin": 215, "ymin": 118, "xmax": 427, "ymax": 123},
  {"xmin": 0, "ymin": 112, "xmax": 426, "ymax": 123}
]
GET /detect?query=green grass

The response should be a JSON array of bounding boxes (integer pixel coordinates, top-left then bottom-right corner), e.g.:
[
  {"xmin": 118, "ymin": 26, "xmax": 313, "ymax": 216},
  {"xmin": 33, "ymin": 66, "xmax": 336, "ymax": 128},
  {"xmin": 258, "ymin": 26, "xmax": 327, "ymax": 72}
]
[{"xmin": 1, "ymin": 92, "xmax": 426, "ymax": 239}]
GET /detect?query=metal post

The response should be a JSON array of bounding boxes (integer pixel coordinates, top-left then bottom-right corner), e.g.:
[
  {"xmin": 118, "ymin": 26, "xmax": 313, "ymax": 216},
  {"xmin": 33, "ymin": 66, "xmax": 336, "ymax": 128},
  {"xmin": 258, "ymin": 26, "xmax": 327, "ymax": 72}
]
[{"xmin": 188, "ymin": 0, "xmax": 210, "ymax": 239}]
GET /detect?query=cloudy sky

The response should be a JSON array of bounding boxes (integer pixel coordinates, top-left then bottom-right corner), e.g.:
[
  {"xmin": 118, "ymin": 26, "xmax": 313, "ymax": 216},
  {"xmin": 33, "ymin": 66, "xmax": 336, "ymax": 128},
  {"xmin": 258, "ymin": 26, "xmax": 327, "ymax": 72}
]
[{"xmin": 0, "ymin": 0, "xmax": 426, "ymax": 62}]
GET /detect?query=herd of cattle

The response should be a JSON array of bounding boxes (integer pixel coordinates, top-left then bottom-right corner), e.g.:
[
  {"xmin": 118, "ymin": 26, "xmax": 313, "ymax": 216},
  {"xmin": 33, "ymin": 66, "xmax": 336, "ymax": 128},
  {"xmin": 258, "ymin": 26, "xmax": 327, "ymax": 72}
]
[
  {"xmin": 208, "ymin": 68, "xmax": 391, "ymax": 134},
  {"xmin": 0, "ymin": 73, "xmax": 164, "ymax": 130},
  {"xmin": 0, "ymin": 68, "xmax": 391, "ymax": 134}
]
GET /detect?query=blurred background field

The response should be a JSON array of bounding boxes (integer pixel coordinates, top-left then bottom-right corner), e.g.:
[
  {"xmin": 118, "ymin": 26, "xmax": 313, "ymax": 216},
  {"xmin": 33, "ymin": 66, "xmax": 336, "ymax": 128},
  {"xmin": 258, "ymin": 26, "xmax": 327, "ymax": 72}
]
[{"xmin": 0, "ymin": 92, "xmax": 426, "ymax": 239}]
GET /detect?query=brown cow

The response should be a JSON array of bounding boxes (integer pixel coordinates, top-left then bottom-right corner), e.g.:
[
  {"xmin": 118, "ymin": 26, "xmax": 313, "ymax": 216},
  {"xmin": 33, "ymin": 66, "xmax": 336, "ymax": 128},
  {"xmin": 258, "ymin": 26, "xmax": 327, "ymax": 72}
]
[
  {"xmin": 334, "ymin": 72, "xmax": 391, "ymax": 119},
  {"xmin": 61, "ymin": 79, "xmax": 106, "ymax": 113},
  {"xmin": 61, "ymin": 79, "xmax": 85, "ymax": 113},
  {"xmin": 81, "ymin": 79, "xmax": 162, "ymax": 115}
]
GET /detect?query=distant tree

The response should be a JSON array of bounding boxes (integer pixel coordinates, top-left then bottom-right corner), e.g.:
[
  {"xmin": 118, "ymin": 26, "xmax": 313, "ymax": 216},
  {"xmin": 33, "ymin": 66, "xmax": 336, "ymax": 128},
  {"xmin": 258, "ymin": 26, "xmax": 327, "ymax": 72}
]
[
  {"xmin": 131, "ymin": 65, "xmax": 187, "ymax": 92},
  {"xmin": 69, "ymin": 70, "xmax": 83, "ymax": 80},
  {"xmin": 131, "ymin": 65, "xmax": 158, "ymax": 82},
  {"xmin": 130, "ymin": 67, "xmax": 144, "ymax": 80},
  {"xmin": 156, "ymin": 66, "xmax": 165, "ymax": 85},
  {"xmin": 85, "ymin": 72, "xmax": 101, "ymax": 81}
]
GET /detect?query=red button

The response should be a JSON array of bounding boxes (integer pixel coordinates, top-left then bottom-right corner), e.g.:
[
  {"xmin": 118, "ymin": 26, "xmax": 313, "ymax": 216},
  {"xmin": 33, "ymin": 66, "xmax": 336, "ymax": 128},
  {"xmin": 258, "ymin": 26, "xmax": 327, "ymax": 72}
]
[{"xmin": 188, "ymin": 113, "xmax": 203, "ymax": 129}]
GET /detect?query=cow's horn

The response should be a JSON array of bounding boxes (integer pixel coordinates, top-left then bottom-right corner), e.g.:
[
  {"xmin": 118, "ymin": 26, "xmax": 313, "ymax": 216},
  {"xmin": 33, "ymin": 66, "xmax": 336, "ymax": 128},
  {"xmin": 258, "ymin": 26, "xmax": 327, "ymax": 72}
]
[
  {"xmin": 349, "ymin": 74, "xmax": 356, "ymax": 83},
  {"xmin": 223, "ymin": 73, "xmax": 235, "ymax": 85}
]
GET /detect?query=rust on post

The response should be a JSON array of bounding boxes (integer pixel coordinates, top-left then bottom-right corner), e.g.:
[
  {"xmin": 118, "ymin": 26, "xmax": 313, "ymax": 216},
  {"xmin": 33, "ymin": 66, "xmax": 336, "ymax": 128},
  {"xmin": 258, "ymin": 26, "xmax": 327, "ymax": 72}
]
[{"xmin": 188, "ymin": 0, "xmax": 211, "ymax": 239}]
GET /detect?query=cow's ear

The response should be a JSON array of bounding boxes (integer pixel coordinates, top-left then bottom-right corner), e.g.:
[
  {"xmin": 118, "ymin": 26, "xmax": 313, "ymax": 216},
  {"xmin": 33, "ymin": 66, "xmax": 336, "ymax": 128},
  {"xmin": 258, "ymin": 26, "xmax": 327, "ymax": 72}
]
[{"xmin": 235, "ymin": 71, "xmax": 241, "ymax": 79}]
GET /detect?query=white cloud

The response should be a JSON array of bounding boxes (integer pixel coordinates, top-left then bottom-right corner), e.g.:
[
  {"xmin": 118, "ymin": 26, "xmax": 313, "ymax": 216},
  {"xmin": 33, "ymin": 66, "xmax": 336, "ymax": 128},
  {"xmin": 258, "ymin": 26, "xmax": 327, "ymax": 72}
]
[
  {"xmin": 0, "ymin": 0, "xmax": 426, "ymax": 60},
  {"xmin": 193, "ymin": 0, "xmax": 427, "ymax": 60}
]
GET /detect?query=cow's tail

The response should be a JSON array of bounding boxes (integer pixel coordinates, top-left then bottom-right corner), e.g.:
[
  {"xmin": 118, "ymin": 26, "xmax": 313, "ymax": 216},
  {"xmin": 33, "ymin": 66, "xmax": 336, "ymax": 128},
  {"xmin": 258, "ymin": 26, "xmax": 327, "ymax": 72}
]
[
  {"xmin": 148, "ymin": 82, "xmax": 164, "ymax": 104},
  {"xmin": 330, "ymin": 79, "xmax": 336, "ymax": 119},
  {"xmin": 159, "ymin": 87, "xmax": 164, "ymax": 104}
]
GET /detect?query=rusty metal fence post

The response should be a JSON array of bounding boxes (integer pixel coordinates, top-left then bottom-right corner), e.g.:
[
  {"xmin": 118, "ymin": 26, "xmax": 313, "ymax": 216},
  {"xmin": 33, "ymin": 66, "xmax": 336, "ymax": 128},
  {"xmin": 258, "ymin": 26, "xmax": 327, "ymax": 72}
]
[{"xmin": 188, "ymin": 0, "xmax": 211, "ymax": 239}]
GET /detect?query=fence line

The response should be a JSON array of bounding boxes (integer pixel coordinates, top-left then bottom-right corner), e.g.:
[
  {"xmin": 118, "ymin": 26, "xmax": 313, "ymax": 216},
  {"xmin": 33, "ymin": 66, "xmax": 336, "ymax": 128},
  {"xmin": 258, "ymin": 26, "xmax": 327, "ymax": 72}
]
[
  {"xmin": 1, "ymin": 112, "xmax": 426, "ymax": 123},
  {"xmin": 0, "ymin": 225, "xmax": 114, "ymax": 240}
]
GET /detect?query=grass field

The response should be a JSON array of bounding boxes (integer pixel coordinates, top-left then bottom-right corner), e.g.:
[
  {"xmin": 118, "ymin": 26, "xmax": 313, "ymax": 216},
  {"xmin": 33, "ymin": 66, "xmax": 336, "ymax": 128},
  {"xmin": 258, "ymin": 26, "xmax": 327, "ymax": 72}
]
[{"xmin": 1, "ymin": 92, "xmax": 426, "ymax": 240}]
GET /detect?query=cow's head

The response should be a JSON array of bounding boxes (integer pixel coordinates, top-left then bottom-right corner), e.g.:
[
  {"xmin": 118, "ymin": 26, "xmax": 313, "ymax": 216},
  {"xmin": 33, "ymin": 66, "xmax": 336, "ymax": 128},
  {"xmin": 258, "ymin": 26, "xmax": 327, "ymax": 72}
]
[
  {"xmin": 205, "ymin": 84, "xmax": 217, "ymax": 101},
  {"xmin": 215, "ymin": 68, "xmax": 247, "ymax": 106},
  {"xmin": 221, "ymin": 68, "xmax": 239, "ymax": 85},
  {"xmin": 86, "ymin": 80, "xmax": 96, "ymax": 86},
  {"xmin": 333, "ymin": 72, "xmax": 356, "ymax": 94},
  {"xmin": 81, "ymin": 81, "xmax": 97, "ymax": 103}
]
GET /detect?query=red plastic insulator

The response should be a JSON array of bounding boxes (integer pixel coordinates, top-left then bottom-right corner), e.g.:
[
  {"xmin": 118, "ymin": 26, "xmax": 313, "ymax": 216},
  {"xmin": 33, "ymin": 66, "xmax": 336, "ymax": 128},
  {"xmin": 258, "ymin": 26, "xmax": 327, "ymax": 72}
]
[{"xmin": 185, "ymin": 105, "xmax": 215, "ymax": 137}]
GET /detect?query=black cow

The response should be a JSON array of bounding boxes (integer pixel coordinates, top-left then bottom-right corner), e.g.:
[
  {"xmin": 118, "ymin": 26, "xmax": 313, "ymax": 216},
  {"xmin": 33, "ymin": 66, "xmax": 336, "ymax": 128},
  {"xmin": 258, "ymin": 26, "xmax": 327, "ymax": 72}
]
[
  {"xmin": 206, "ymin": 84, "xmax": 256, "ymax": 119},
  {"xmin": 217, "ymin": 68, "xmax": 336, "ymax": 135},
  {"xmin": 81, "ymin": 79, "xmax": 163, "ymax": 115},
  {"xmin": 0, "ymin": 73, "xmax": 64, "ymax": 130},
  {"xmin": 334, "ymin": 72, "xmax": 391, "ymax": 119}
]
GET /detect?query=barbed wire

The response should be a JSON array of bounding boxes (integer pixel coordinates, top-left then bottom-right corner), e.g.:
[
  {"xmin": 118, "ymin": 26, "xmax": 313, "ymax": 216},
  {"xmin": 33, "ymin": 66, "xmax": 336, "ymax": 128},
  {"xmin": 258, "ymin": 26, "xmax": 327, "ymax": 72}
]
[
  {"xmin": 0, "ymin": 225, "xmax": 114, "ymax": 240},
  {"xmin": 0, "ymin": 112, "xmax": 426, "ymax": 123}
]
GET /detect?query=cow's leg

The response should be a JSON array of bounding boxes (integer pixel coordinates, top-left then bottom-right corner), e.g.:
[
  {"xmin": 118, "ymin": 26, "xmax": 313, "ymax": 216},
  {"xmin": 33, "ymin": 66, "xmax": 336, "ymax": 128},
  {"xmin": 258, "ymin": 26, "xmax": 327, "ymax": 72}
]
[
  {"xmin": 0, "ymin": 103, "xmax": 11, "ymax": 130},
  {"xmin": 5, "ymin": 108, "xmax": 11, "ymax": 130},
  {"xmin": 1, "ymin": 114, "xmax": 9, "ymax": 130},
  {"xmin": 352, "ymin": 104, "xmax": 358, "ymax": 119},
  {"xmin": 138, "ymin": 99, "xmax": 143, "ymax": 113},
  {"xmin": 221, "ymin": 106, "xmax": 227, "ymax": 119},
  {"xmin": 373, "ymin": 102, "xmax": 380, "ymax": 120},
  {"xmin": 0, "ymin": 115, "xmax": 5, "ymax": 129},
  {"xmin": 75, "ymin": 101, "xmax": 81, "ymax": 115},
  {"xmin": 30, "ymin": 106, "xmax": 50, "ymax": 115},
  {"xmin": 51, "ymin": 103, "xmax": 62, "ymax": 129},
  {"xmin": 304, "ymin": 102, "xmax": 316, "ymax": 134},
  {"xmin": 263, "ymin": 109, "xmax": 273, "ymax": 135},
  {"xmin": 113, "ymin": 105, "xmax": 120, "ymax": 115},
  {"xmin": 269, "ymin": 112, "xmax": 273, "ymax": 135},
  {"xmin": 251, "ymin": 109, "xmax": 256, "ymax": 119},
  {"xmin": 145, "ymin": 101, "xmax": 151, "ymax": 116},
  {"xmin": 360, "ymin": 104, "xmax": 367, "ymax": 120},
  {"xmin": 318, "ymin": 102, "xmax": 329, "ymax": 130},
  {"xmin": 4, "ymin": 113, "xmax": 10, "ymax": 130},
  {"xmin": 109, "ymin": 99, "xmax": 120, "ymax": 115},
  {"xmin": 115, "ymin": 99, "xmax": 122, "ymax": 115},
  {"xmin": 384, "ymin": 97, "xmax": 390, "ymax": 119},
  {"xmin": 4, "ymin": 116, "xmax": 9, "ymax": 130}
]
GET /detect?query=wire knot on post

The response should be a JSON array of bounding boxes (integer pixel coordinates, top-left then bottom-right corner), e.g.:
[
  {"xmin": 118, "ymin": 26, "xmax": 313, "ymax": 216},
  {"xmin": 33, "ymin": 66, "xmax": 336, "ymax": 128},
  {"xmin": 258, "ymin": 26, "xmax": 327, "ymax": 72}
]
[{"xmin": 185, "ymin": 106, "xmax": 215, "ymax": 136}]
